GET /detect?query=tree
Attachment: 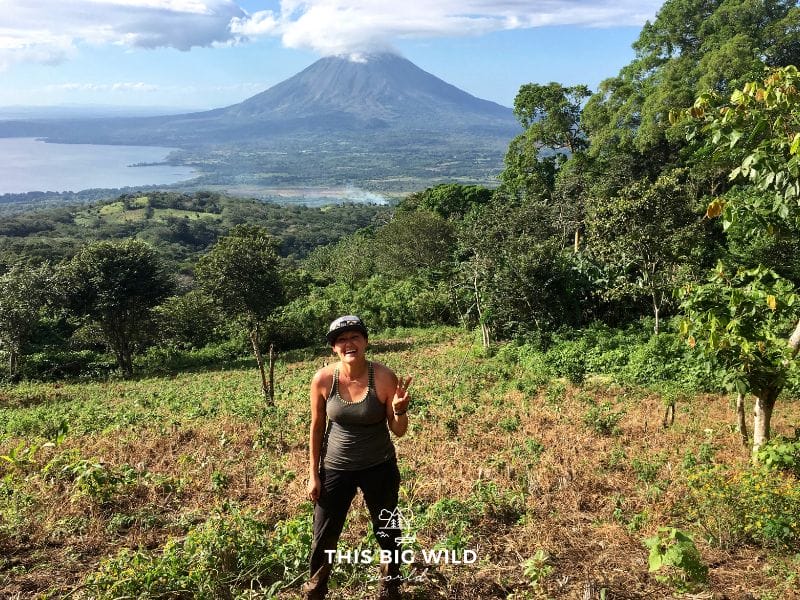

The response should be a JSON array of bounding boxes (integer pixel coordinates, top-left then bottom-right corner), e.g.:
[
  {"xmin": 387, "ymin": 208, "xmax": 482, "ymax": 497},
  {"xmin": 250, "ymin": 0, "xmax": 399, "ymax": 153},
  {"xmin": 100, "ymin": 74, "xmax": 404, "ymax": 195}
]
[
  {"xmin": 303, "ymin": 229, "xmax": 376, "ymax": 287},
  {"xmin": 398, "ymin": 184, "xmax": 492, "ymax": 220},
  {"xmin": 373, "ymin": 210, "xmax": 455, "ymax": 278},
  {"xmin": 457, "ymin": 196, "xmax": 591, "ymax": 344},
  {"xmin": 196, "ymin": 226, "xmax": 285, "ymax": 403},
  {"xmin": 583, "ymin": 0, "xmax": 799, "ymax": 159},
  {"xmin": 586, "ymin": 170, "xmax": 708, "ymax": 333},
  {"xmin": 680, "ymin": 65, "xmax": 800, "ymax": 454},
  {"xmin": 0, "ymin": 264, "xmax": 52, "ymax": 378},
  {"xmin": 513, "ymin": 82, "xmax": 591, "ymax": 154},
  {"xmin": 680, "ymin": 265, "xmax": 798, "ymax": 453},
  {"xmin": 59, "ymin": 239, "xmax": 172, "ymax": 377},
  {"xmin": 501, "ymin": 82, "xmax": 591, "ymax": 201},
  {"xmin": 154, "ymin": 289, "xmax": 227, "ymax": 350}
]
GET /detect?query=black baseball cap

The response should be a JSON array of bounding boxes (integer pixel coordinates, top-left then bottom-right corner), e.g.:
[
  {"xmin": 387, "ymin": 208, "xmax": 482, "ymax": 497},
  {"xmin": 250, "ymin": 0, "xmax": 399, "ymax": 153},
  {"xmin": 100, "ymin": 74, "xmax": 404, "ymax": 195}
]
[{"xmin": 326, "ymin": 315, "xmax": 368, "ymax": 345}]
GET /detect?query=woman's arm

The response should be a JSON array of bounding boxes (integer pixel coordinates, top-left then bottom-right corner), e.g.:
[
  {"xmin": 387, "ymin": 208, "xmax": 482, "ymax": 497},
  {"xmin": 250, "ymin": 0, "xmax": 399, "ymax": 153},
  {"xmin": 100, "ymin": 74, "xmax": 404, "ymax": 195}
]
[
  {"xmin": 377, "ymin": 363, "xmax": 411, "ymax": 437},
  {"xmin": 307, "ymin": 369, "xmax": 328, "ymax": 502}
]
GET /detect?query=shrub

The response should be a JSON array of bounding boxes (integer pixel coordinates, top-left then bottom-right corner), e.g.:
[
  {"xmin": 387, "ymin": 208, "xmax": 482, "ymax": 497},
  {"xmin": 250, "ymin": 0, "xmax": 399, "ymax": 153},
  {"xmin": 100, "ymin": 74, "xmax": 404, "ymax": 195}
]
[
  {"xmin": 583, "ymin": 400, "xmax": 624, "ymax": 436},
  {"xmin": 269, "ymin": 275, "xmax": 455, "ymax": 350},
  {"xmin": 82, "ymin": 510, "xmax": 312, "ymax": 599},
  {"xmin": 756, "ymin": 436, "xmax": 800, "ymax": 477},
  {"xmin": 20, "ymin": 350, "xmax": 113, "ymax": 381},
  {"xmin": 618, "ymin": 332, "xmax": 713, "ymax": 389},
  {"xmin": 544, "ymin": 380, "xmax": 567, "ymax": 406},
  {"xmin": 643, "ymin": 527, "xmax": 708, "ymax": 591},
  {"xmin": 631, "ymin": 454, "xmax": 666, "ymax": 484},
  {"xmin": 135, "ymin": 339, "xmax": 245, "ymax": 374},
  {"xmin": 495, "ymin": 342, "xmax": 550, "ymax": 393},
  {"xmin": 684, "ymin": 464, "xmax": 800, "ymax": 550},
  {"xmin": 522, "ymin": 549, "xmax": 553, "ymax": 590},
  {"xmin": 421, "ymin": 498, "xmax": 476, "ymax": 554},
  {"xmin": 544, "ymin": 339, "xmax": 587, "ymax": 385}
]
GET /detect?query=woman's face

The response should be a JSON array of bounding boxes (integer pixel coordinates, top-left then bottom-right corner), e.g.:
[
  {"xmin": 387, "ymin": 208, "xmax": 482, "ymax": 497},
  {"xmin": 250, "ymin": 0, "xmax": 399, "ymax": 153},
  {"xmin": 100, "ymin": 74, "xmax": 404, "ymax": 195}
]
[{"xmin": 332, "ymin": 330, "xmax": 367, "ymax": 364}]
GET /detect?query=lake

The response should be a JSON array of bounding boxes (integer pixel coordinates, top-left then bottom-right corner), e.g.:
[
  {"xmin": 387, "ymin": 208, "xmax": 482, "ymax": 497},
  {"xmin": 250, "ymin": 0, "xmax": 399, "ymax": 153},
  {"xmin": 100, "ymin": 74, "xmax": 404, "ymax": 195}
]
[{"xmin": 0, "ymin": 137, "xmax": 198, "ymax": 194}]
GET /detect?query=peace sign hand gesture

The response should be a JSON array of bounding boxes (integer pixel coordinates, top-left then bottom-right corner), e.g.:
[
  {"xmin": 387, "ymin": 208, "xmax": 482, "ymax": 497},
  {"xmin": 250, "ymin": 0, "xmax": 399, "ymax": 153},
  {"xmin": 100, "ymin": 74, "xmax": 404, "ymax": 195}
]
[{"xmin": 392, "ymin": 376, "xmax": 412, "ymax": 416}]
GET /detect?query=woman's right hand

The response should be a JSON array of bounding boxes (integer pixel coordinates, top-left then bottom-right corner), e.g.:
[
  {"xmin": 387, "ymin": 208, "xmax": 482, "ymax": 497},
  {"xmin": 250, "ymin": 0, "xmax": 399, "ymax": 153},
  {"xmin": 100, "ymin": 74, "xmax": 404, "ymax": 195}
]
[{"xmin": 308, "ymin": 473, "xmax": 322, "ymax": 503}]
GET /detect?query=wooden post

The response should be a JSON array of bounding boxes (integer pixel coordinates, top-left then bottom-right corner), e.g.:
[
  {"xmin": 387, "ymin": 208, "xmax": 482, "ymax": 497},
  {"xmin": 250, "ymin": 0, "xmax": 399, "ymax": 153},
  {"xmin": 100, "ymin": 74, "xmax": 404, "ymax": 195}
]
[
  {"xmin": 250, "ymin": 322, "xmax": 271, "ymax": 405},
  {"xmin": 268, "ymin": 343, "xmax": 275, "ymax": 405}
]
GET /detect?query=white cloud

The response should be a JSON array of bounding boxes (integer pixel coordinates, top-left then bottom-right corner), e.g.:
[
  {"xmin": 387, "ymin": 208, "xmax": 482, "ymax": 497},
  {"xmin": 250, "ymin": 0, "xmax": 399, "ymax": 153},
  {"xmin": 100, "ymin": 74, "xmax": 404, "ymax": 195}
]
[
  {"xmin": 0, "ymin": 0, "xmax": 246, "ymax": 69},
  {"xmin": 1, "ymin": 0, "xmax": 663, "ymax": 70},
  {"xmin": 234, "ymin": 0, "xmax": 663, "ymax": 57}
]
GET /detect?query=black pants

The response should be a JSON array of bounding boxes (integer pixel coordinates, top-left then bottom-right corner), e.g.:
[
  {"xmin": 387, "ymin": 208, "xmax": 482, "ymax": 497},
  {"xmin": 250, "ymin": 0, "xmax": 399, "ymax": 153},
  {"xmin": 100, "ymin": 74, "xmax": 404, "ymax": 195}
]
[{"xmin": 310, "ymin": 458, "xmax": 402, "ymax": 580}]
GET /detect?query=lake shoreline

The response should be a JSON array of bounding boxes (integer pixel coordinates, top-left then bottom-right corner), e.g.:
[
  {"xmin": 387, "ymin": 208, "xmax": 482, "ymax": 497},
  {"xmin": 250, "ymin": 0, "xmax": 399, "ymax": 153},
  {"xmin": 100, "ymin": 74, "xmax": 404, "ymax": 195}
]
[{"xmin": 0, "ymin": 137, "xmax": 199, "ymax": 194}]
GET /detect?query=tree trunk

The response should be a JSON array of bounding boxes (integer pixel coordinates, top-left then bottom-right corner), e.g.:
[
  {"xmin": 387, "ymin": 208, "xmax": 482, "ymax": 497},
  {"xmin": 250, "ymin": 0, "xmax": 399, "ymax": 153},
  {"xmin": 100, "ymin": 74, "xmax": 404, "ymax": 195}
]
[
  {"xmin": 123, "ymin": 351, "xmax": 133, "ymax": 379},
  {"xmin": 752, "ymin": 388, "xmax": 778, "ymax": 458},
  {"xmin": 652, "ymin": 292, "xmax": 660, "ymax": 335},
  {"xmin": 574, "ymin": 228, "xmax": 580, "ymax": 253},
  {"xmin": 268, "ymin": 343, "xmax": 275, "ymax": 405},
  {"xmin": 8, "ymin": 350, "xmax": 17, "ymax": 378},
  {"xmin": 736, "ymin": 392, "xmax": 749, "ymax": 448},
  {"xmin": 472, "ymin": 271, "xmax": 490, "ymax": 348},
  {"xmin": 250, "ymin": 323, "xmax": 271, "ymax": 405},
  {"xmin": 107, "ymin": 326, "xmax": 133, "ymax": 378},
  {"xmin": 112, "ymin": 344, "xmax": 133, "ymax": 379}
]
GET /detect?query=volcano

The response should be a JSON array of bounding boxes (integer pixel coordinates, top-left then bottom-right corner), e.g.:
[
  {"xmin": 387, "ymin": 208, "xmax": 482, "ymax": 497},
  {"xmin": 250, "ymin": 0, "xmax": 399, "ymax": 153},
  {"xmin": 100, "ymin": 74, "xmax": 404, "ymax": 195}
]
[
  {"xmin": 0, "ymin": 54, "xmax": 520, "ymax": 189},
  {"xmin": 0, "ymin": 53, "xmax": 518, "ymax": 144},
  {"xmin": 215, "ymin": 53, "xmax": 517, "ymax": 133}
]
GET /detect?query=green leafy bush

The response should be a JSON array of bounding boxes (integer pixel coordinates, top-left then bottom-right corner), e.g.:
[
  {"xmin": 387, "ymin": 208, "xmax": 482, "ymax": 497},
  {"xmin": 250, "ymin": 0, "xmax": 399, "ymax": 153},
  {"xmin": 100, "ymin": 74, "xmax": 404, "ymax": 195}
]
[
  {"xmin": 544, "ymin": 339, "xmax": 587, "ymax": 385},
  {"xmin": 756, "ymin": 436, "xmax": 800, "ymax": 477},
  {"xmin": 522, "ymin": 549, "xmax": 553, "ymax": 590},
  {"xmin": 494, "ymin": 342, "xmax": 550, "ymax": 396},
  {"xmin": 62, "ymin": 459, "xmax": 142, "ymax": 506},
  {"xmin": 270, "ymin": 274, "xmax": 455, "ymax": 350},
  {"xmin": 421, "ymin": 497, "xmax": 476, "ymax": 554},
  {"xmin": 135, "ymin": 339, "xmax": 245, "ymax": 374},
  {"xmin": 21, "ymin": 350, "xmax": 113, "ymax": 381},
  {"xmin": 582, "ymin": 400, "xmax": 624, "ymax": 436},
  {"xmin": 0, "ymin": 476, "xmax": 36, "ymax": 538},
  {"xmin": 684, "ymin": 464, "xmax": 800, "ymax": 550},
  {"xmin": 643, "ymin": 527, "xmax": 707, "ymax": 591},
  {"xmin": 82, "ymin": 510, "xmax": 312, "ymax": 599},
  {"xmin": 631, "ymin": 454, "xmax": 666, "ymax": 484}
]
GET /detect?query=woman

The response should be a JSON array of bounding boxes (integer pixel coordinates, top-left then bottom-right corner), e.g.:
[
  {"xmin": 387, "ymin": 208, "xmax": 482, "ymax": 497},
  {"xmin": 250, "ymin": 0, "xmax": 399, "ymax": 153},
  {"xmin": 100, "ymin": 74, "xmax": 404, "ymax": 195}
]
[{"xmin": 303, "ymin": 315, "xmax": 411, "ymax": 600}]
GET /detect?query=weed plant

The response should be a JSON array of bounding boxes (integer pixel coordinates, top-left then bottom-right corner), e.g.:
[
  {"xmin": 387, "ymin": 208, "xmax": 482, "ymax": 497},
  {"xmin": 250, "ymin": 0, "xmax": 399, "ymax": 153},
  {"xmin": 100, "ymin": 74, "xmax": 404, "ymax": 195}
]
[
  {"xmin": 2, "ymin": 326, "xmax": 800, "ymax": 598},
  {"xmin": 683, "ymin": 464, "xmax": 800, "ymax": 550},
  {"xmin": 81, "ymin": 510, "xmax": 313, "ymax": 599}
]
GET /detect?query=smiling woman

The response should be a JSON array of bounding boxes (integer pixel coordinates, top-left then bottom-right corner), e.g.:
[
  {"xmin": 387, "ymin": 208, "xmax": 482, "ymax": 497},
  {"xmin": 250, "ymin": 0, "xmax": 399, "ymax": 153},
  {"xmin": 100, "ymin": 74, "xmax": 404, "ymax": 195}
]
[{"xmin": 304, "ymin": 314, "xmax": 412, "ymax": 600}]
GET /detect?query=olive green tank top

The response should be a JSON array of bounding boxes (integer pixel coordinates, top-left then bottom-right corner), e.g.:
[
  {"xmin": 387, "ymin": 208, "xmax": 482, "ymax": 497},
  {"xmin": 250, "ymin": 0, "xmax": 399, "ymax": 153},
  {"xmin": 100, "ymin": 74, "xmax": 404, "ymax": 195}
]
[{"xmin": 322, "ymin": 362, "xmax": 396, "ymax": 471}]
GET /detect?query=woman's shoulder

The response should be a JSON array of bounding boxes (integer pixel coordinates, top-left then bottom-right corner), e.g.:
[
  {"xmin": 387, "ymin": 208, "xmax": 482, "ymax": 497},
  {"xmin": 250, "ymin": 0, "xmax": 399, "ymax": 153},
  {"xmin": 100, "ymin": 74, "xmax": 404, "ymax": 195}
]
[
  {"xmin": 311, "ymin": 363, "xmax": 337, "ymax": 388},
  {"xmin": 370, "ymin": 361, "xmax": 398, "ymax": 385}
]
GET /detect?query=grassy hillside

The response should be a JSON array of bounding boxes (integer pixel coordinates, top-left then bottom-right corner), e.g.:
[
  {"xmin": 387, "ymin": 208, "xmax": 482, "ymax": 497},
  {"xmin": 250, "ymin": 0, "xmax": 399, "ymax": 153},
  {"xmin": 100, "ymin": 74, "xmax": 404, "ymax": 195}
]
[
  {"xmin": 1, "ymin": 327, "xmax": 799, "ymax": 599},
  {"xmin": 0, "ymin": 191, "xmax": 389, "ymax": 270}
]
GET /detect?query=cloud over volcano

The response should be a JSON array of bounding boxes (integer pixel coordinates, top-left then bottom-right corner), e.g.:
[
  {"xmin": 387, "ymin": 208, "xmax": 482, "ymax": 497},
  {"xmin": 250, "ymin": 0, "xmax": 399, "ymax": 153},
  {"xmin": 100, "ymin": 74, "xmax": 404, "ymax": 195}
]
[
  {"xmin": 1, "ymin": 0, "xmax": 662, "ymax": 70},
  {"xmin": 233, "ymin": 0, "xmax": 662, "ymax": 57}
]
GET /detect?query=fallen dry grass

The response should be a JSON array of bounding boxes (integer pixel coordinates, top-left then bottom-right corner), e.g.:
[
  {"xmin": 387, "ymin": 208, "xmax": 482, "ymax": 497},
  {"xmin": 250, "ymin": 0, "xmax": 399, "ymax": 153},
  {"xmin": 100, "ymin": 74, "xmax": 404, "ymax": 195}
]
[{"xmin": 1, "ymin": 328, "xmax": 798, "ymax": 599}]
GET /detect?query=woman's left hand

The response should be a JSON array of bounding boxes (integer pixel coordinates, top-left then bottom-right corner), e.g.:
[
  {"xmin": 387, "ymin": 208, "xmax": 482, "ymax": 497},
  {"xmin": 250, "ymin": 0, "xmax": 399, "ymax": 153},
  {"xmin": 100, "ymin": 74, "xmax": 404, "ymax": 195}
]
[{"xmin": 392, "ymin": 376, "xmax": 412, "ymax": 415}]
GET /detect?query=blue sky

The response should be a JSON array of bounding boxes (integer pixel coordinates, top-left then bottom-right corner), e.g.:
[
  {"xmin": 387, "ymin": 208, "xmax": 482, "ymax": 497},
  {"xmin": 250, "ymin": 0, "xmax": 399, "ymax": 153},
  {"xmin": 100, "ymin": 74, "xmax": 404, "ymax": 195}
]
[{"xmin": 0, "ymin": 1, "xmax": 662, "ymax": 110}]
